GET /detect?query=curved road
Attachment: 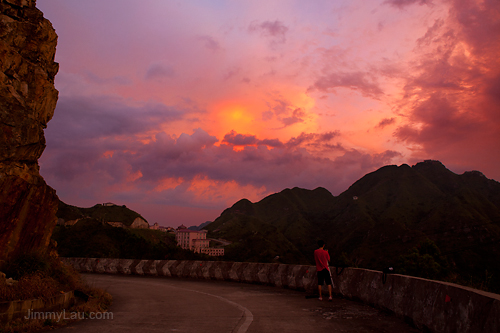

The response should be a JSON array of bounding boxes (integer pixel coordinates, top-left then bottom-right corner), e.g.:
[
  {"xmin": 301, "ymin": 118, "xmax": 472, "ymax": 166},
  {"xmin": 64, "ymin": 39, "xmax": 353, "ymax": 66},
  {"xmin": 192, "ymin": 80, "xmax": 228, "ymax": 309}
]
[{"xmin": 57, "ymin": 274, "xmax": 420, "ymax": 332}]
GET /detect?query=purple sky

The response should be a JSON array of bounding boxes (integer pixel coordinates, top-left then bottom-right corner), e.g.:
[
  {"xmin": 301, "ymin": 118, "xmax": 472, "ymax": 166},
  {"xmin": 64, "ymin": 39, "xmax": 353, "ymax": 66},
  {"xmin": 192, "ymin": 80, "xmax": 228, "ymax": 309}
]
[{"xmin": 36, "ymin": 0, "xmax": 500, "ymax": 227}]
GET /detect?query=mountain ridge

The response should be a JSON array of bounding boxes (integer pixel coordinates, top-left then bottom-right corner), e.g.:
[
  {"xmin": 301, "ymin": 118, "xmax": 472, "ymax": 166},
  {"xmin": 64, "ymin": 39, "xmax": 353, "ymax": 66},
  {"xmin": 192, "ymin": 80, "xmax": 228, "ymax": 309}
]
[
  {"xmin": 56, "ymin": 201, "xmax": 148, "ymax": 227},
  {"xmin": 205, "ymin": 160, "xmax": 500, "ymax": 292}
]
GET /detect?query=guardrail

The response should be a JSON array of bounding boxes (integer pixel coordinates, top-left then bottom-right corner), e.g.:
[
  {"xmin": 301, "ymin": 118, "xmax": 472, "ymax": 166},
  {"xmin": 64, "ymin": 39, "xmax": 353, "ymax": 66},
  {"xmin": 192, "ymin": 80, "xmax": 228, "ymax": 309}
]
[{"xmin": 62, "ymin": 258, "xmax": 500, "ymax": 333}]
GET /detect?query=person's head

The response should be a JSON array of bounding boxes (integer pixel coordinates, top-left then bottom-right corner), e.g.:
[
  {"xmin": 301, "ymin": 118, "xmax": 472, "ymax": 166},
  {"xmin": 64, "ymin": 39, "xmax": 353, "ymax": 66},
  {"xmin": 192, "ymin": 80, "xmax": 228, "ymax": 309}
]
[{"xmin": 317, "ymin": 240, "xmax": 325, "ymax": 248}]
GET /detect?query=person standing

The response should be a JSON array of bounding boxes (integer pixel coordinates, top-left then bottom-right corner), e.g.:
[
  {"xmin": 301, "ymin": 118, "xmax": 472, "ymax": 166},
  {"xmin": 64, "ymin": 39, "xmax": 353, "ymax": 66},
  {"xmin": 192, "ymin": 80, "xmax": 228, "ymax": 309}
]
[{"xmin": 314, "ymin": 240, "xmax": 333, "ymax": 301}]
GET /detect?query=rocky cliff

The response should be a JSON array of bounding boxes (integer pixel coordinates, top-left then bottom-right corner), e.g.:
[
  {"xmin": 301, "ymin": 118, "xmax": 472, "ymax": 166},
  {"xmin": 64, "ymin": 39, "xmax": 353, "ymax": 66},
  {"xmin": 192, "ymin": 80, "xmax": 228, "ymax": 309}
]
[{"xmin": 0, "ymin": 0, "xmax": 59, "ymax": 263}]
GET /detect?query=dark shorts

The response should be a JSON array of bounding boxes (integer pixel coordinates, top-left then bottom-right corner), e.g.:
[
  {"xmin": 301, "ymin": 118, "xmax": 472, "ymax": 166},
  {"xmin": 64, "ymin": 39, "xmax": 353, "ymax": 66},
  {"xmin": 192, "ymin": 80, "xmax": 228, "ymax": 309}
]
[{"xmin": 317, "ymin": 268, "xmax": 332, "ymax": 285}]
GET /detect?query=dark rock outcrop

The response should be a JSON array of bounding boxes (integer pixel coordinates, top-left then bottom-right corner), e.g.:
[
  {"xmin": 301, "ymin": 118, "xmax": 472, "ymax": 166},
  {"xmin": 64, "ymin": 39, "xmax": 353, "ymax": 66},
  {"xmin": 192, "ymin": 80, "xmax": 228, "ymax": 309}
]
[{"xmin": 0, "ymin": 0, "xmax": 59, "ymax": 263}]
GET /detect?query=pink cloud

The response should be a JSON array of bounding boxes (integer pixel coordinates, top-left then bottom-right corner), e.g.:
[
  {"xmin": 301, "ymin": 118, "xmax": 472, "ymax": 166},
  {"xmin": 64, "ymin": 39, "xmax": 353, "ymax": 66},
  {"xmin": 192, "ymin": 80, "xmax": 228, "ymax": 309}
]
[
  {"xmin": 377, "ymin": 117, "xmax": 396, "ymax": 129},
  {"xmin": 384, "ymin": 0, "xmax": 433, "ymax": 9},
  {"xmin": 393, "ymin": 0, "xmax": 500, "ymax": 180},
  {"xmin": 145, "ymin": 64, "xmax": 175, "ymax": 81},
  {"xmin": 264, "ymin": 99, "xmax": 309, "ymax": 128},
  {"xmin": 286, "ymin": 131, "xmax": 341, "ymax": 149},
  {"xmin": 196, "ymin": 35, "xmax": 221, "ymax": 52},
  {"xmin": 309, "ymin": 72, "xmax": 384, "ymax": 98},
  {"xmin": 248, "ymin": 20, "xmax": 289, "ymax": 44}
]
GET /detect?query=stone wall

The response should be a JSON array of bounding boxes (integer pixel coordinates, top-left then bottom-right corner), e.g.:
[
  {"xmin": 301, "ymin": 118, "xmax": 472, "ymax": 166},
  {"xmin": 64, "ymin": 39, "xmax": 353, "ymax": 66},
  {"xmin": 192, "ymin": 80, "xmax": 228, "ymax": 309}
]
[
  {"xmin": 62, "ymin": 257, "xmax": 500, "ymax": 333},
  {"xmin": 0, "ymin": 0, "xmax": 59, "ymax": 263},
  {"xmin": 0, "ymin": 291, "xmax": 74, "ymax": 324}
]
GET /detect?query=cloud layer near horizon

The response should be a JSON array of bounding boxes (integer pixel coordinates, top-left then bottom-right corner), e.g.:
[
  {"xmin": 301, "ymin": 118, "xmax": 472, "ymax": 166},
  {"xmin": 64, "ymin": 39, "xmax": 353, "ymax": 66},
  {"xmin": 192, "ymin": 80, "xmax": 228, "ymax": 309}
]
[{"xmin": 38, "ymin": 0, "xmax": 500, "ymax": 226}]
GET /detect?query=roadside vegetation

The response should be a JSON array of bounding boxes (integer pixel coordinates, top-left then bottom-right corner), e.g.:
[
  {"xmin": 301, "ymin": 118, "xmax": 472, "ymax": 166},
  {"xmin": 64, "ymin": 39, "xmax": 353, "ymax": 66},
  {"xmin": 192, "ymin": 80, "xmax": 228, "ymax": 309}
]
[{"xmin": 0, "ymin": 251, "xmax": 112, "ymax": 333}]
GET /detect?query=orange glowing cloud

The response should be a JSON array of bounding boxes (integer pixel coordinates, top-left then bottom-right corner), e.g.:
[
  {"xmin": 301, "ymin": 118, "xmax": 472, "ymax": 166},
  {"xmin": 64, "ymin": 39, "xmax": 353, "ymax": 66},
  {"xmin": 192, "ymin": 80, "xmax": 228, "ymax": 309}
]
[
  {"xmin": 153, "ymin": 177, "xmax": 184, "ymax": 192},
  {"xmin": 186, "ymin": 175, "xmax": 268, "ymax": 206},
  {"xmin": 212, "ymin": 101, "xmax": 257, "ymax": 142}
]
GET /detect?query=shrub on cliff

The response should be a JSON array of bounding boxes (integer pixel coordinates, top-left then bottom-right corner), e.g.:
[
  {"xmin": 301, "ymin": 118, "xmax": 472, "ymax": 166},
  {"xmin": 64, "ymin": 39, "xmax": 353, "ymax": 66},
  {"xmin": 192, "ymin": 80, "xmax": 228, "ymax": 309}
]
[{"xmin": 0, "ymin": 251, "xmax": 82, "ymax": 301}]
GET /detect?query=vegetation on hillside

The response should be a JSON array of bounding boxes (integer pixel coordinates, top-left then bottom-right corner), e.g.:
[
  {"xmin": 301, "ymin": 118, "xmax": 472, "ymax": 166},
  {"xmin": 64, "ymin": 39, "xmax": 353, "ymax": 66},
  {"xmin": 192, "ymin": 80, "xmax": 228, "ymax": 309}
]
[
  {"xmin": 397, "ymin": 238, "xmax": 449, "ymax": 279},
  {"xmin": 52, "ymin": 219, "xmax": 213, "ymax": 261}
]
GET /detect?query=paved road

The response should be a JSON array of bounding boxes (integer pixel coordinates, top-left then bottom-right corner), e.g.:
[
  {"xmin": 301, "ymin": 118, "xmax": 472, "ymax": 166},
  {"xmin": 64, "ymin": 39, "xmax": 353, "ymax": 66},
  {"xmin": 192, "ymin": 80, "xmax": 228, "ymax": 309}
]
[{"xmin": 57, "ymin": 274, "xmax": 420, "ymax": 333}]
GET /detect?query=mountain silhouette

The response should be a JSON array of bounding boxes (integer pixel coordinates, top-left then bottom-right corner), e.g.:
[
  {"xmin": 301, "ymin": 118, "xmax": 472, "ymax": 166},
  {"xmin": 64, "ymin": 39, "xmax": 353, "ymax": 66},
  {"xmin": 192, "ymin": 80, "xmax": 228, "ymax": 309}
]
[{"xmin": 205, "ymin": 160, "xmax": 500, "ymax": 292}]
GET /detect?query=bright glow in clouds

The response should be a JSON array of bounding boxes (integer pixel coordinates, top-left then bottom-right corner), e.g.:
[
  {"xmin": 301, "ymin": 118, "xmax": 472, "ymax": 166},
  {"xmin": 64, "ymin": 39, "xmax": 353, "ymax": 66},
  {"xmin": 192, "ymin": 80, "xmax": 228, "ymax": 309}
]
[{"xmin": 37, "ymin": 0, "xmax": 500, "ymax": 227}]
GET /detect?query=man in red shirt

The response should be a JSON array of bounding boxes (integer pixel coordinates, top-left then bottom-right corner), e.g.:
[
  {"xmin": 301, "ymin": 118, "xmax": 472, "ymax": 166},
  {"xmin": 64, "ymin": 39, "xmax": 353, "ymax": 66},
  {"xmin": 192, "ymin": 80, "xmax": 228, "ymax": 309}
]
[{"xmin": 314, "ymin": 240, "xmax": 333, "ymax": 301}]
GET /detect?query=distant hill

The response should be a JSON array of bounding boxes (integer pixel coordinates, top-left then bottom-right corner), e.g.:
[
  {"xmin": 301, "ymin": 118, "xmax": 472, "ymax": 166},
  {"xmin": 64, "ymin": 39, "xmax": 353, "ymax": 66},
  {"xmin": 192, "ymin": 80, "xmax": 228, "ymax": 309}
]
[
  {"xmin": 188, "ymin": 221, "xmax": 212, "ymax": 231},
  {"xmin": 205, "ymin": 160, "xmax": 500, "ymax": 292},
  {"xmin": 53, "ymin": 201, "xmax": 216, "ymax": 260},
  {"xmin": 56, "ymin": 201, "xmax": 148, "ymax": 227},
  {"xmin": 52, "ymin": 220, "xmax": 213, "ymax": 261}
]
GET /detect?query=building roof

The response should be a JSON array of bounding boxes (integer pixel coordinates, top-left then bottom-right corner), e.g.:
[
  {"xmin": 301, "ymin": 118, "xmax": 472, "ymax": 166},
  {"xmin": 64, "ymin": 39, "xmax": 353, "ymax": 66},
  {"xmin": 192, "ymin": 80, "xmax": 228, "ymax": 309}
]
[{"xmin": 176, "ymin": 229, "xmax": 207, "ymax": 233}]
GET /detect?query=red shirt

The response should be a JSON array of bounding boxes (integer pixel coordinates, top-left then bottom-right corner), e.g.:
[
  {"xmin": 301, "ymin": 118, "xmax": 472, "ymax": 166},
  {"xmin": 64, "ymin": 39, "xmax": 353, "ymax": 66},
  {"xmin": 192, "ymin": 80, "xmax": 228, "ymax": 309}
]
[{"xmin": 314, "ymin": 248, "xmax": 330, "ymax": 271}]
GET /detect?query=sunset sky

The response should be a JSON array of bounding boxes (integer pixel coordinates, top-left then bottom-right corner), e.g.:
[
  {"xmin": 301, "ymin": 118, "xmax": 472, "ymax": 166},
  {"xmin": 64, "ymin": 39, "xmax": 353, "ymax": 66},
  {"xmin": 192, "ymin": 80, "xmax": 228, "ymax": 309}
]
[{"xmin": 37, "ymin": 0, "xmax": 500, "ymax": 227}]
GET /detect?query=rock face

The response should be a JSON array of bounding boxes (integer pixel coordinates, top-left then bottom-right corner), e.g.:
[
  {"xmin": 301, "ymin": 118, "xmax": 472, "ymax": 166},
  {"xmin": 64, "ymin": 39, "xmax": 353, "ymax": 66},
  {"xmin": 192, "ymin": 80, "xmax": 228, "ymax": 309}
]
[
  {"xmin": 130, "ymin": 217, "xmax": 149, "ymax": 229},
  {"xmin": 0, "ymin": 0, "xmax": 59, "ymax": 263}
]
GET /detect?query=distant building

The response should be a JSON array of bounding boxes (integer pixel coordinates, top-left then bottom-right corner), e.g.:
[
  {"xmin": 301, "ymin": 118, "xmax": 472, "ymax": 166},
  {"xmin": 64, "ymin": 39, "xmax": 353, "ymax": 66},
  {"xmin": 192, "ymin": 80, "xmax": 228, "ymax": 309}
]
[
  {"xmin": 201, "ymin": 247, "xmax": 225, "ymax": 256},
  {"xmin": 102, "ymin": 202, "xmax": 116, "ymax": 207},
  {"xmin": 175, "ymin": 225, "xmax": 224, "ymax": 256},
  {"xmin": 150, "ymin": 223, "xmax": 173, "ymax": 232}
]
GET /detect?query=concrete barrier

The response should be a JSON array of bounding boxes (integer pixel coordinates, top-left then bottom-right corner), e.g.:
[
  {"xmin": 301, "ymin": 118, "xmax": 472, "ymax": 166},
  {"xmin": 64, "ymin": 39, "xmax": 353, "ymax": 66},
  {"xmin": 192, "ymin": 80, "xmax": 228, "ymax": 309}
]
[
  {"xmin": 62, "ymin": 258, "xmax": 500, "ymax": 333},
  {"xmin": 0, "ymin": 291, "xmax": 74, "ymax": 324}
]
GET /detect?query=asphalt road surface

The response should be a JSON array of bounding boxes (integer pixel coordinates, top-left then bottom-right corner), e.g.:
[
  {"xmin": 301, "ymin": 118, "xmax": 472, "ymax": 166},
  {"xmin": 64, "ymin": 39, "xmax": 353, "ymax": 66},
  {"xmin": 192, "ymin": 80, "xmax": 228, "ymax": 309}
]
[{"xmin": 56, "ymin": 274, "xmax": 421, "ymax": 333}]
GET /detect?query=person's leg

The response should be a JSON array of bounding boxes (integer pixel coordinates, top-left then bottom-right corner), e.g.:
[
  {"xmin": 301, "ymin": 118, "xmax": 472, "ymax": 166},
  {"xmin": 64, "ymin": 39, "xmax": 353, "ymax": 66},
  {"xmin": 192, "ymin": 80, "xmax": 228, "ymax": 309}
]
[
  {"xmin": 317, "ymin": 270, "xmax": 326, "ymax": 300},
  {"xmin": 325, "ymin": 269, "xmax": 333, "ymax": 300}
]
